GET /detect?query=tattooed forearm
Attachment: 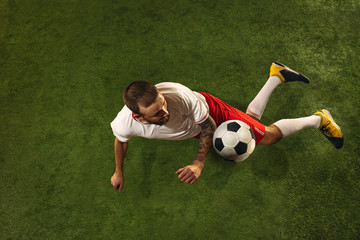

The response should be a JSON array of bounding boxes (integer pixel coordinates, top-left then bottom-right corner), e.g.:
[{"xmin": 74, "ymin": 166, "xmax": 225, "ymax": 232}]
[{"xmin": 195, "ymin": 116, "xmax": 217, "ymax": 166}]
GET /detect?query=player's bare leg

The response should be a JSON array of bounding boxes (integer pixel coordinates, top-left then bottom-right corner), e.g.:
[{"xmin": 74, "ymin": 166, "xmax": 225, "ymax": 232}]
[{"xmin": 258, "ymin": 124, "xmax": 283, "ymax": 145}]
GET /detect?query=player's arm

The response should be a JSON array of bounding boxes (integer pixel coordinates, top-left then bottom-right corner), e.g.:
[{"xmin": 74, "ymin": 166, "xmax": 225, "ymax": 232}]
[
  {"xmin": 194, "ymin": 115, "xmax": 217, "ymax": 166},
  {"xmin": 176, "ymin": 115, "xmax": 216, "ymax": 184},
  {"xmin": 111, "ymin": 137, "xmax": 128, "ymax": 192}
]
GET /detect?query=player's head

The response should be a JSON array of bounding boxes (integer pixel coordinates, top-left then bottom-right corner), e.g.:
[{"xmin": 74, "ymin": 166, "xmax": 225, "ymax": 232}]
[{"xmin": 123, "ymin": 81, "xmax": 169, "ymax": 125}]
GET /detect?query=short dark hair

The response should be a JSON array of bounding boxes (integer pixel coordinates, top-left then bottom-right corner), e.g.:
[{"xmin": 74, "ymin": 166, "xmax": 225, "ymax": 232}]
[{"xmin": 123, "ymin": 81, "xmax": 159, "ymax": 115}]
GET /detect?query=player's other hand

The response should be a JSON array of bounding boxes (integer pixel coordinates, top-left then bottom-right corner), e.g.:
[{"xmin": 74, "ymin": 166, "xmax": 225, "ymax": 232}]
[
  {"xmin": 176, "ymin": 164, "xmax": 203, "ymax": 184},
  {"xmin": 111, "ymin": 171, "xmax": 124, "ymax": 192}
]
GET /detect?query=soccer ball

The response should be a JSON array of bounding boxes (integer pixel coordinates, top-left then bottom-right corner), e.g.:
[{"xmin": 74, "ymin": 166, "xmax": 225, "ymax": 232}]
[{"xmin": 213, "ymin": 120, "xmax": 256, "ymax": 162}]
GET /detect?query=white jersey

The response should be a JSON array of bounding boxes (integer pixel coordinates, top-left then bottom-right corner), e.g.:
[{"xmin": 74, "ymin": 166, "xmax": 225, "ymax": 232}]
[{"xmin": 110, "ymin": 82, "xmax": 209, "ymax": 142}]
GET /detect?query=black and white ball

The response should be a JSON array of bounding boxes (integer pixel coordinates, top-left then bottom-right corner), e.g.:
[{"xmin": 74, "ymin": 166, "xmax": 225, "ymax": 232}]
[{"xmin": 213, "ymin": 120, "xmax": 256, "ymax": 162}]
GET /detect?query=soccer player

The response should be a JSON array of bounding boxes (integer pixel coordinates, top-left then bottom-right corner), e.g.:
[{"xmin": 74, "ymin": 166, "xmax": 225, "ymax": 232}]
[{"xmin": 110, "ymin": 62, "xmax": 344, "ymax": 192}]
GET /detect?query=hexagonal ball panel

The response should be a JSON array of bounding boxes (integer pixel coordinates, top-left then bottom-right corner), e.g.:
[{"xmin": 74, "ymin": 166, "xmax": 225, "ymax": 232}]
[
  {"xmin": 247, "ymin": 139, "xmax": 256, "ymax": 154},
  {"xmin": 236, "ymin": 128, "xmax": 252, "ymax": 143},
  {"xmin": 221, "ymin": 147, "xmax": 238, "ymax": 160},
  {"xmin": 222, "ymin": 131, "xmax": 239, "ymax": 147},
  {"xmin": 234, "ymin": 152, "xmax": 250, "ymax": 162}
]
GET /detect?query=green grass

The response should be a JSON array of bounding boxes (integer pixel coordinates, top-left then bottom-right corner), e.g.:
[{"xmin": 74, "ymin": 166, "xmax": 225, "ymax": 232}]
[{"xmin": 1, "ymin": 0, "xmax": 359, "ymax": 239}]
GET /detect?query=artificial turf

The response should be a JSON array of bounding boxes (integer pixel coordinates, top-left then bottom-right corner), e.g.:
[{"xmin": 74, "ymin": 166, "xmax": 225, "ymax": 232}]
[{"xmin": 1, "ymin": 0, "xmax": 359, "ymax": 239}]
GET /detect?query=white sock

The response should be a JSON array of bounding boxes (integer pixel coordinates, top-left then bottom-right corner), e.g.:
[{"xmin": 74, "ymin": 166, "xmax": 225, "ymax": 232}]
[
  {"xmin": 246, "ymin": 76, "xmax": 282, "ymax": 120},
  {"xmin": 273, "ymin": 115, "xmax": 321, "ymax": 138}
]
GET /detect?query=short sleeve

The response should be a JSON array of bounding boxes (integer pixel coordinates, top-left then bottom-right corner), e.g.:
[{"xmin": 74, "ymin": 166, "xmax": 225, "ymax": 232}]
[
  {"xmin": 110, "ymin": 121, "xmax": 132, "ymax": 142},
  {"xmin": 179, "ymin": 87, "xmax": 209, "ymax": 124},
  {"xmin": 110, "ymin": 106, "xmax": 135, "ymax": 142}
]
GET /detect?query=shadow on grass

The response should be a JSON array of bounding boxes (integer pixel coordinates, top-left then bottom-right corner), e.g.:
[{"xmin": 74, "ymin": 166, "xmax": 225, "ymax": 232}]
[
  {"xmin": 250, "ymin": 145, "xmax": 289, "ymax": 180},
  {"xmin": 204, "ymin": 151, "xmax": 238, "ymax": 190},
  {"xmin": 139, "ymin": 143, "xmax": 157, "ymax": 198}
]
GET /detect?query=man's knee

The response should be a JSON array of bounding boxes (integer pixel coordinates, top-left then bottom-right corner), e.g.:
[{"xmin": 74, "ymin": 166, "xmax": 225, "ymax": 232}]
[{"xmin": 259, "ymin": 124, "xmax": 283, "ymax": 145}]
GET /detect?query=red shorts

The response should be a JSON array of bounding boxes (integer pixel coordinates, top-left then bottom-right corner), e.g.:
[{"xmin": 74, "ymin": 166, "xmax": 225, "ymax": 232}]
[{"xmin": 195, "ymin": 92, "xmax": 265, "ymax": 144}]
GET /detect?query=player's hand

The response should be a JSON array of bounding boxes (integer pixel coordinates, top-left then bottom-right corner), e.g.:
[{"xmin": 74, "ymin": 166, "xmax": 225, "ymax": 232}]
[
  {"xmin": 176, "ymin": 164, "xmax": 203, "ymax": 184},
  {"xmin": 111, "ymin": 171, "xmax": 124, "ymax": 192}
]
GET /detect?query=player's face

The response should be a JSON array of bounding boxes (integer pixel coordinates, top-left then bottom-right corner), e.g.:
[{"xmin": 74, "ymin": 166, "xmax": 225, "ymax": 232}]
[{"xmin": 138, "ymin": 93, "xmax": 169, "ymax": 125}]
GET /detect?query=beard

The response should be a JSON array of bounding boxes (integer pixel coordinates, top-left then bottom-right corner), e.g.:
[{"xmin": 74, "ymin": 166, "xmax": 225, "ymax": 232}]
[{"xmin": 146, "ymin": 115, "xmax": 170, "ymax": 125}]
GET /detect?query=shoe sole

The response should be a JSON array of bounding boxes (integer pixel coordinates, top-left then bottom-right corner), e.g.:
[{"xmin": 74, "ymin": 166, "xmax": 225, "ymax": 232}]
[{"xmin": 273, "ymin": 62, "xmax": 311, "ymax": 84}]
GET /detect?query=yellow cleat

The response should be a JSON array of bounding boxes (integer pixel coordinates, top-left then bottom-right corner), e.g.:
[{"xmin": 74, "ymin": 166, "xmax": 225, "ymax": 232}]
[
  {"xmin": 270, "ymin": 62, "xmax": 310, "ymax": 83},
  {"xmin": 314, "ymin": 109, "xmax": 344, "ymax": 149}
]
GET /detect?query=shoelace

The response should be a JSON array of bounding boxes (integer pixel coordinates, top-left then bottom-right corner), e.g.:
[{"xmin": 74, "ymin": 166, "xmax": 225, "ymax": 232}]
[{"xmin": 320, "ymin": 121, "xmax": 332, "ymax": 137}]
